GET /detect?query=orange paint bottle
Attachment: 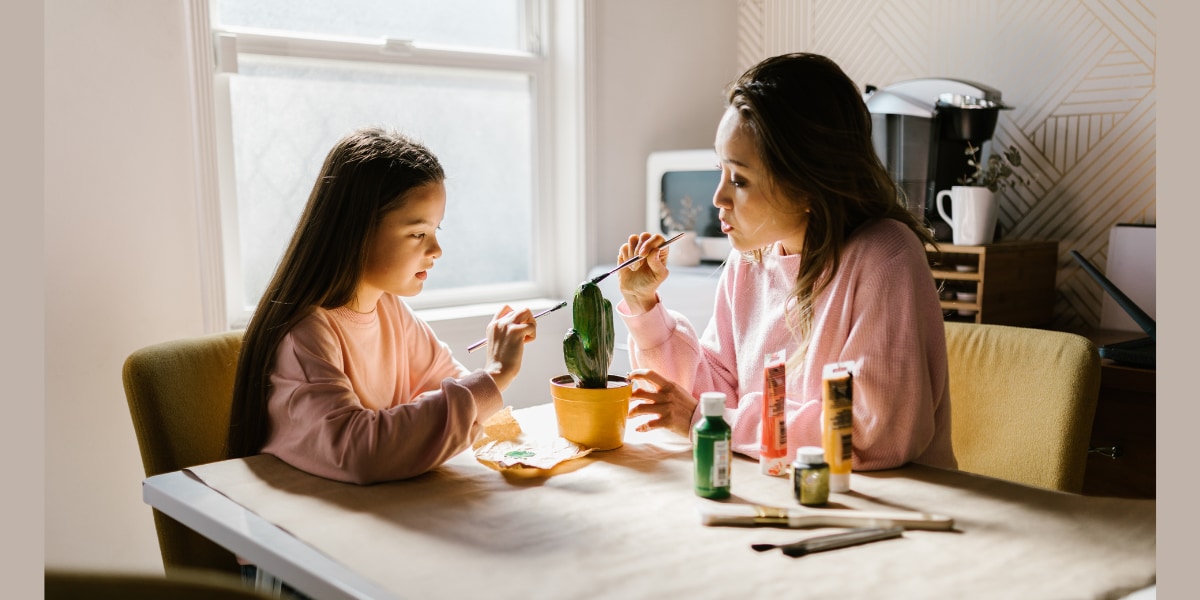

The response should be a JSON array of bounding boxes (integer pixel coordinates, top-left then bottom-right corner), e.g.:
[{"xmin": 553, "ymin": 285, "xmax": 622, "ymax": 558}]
[{"xmin": 760, "ymin": 350, "xmax": 789, "ymax": 477}]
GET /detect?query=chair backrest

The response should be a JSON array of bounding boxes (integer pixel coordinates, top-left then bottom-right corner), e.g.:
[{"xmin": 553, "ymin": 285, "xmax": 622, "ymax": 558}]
[
  {"xmin": 122, "ymin": 330, "xmax": 244, "ymax": 575},
  {"xmin": 944, "ymin": 322, "xmax": 1101, "ymax": 493}
]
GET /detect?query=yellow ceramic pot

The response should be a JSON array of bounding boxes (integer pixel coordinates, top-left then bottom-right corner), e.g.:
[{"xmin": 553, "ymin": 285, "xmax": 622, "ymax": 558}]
[{"xmin": 550, "ymin": 375, "xmax": 631, "ymax": 451}]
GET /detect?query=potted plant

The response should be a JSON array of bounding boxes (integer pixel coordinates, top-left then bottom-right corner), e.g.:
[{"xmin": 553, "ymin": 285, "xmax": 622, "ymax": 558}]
[
  {"xmin": 549, "ymin": 282, "xmax": 631, "ymax": 450},
  {"xmin": 935, "ymin": 143, "xmax": 1034, "ymax": 245},
  {"xmin": 959, "ymin": 142, "xmax": 1032, "ymax": 192}
]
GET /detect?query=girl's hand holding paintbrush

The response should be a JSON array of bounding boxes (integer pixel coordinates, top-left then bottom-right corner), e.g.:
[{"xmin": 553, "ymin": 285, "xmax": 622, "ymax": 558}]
[
  {"xmin": 467, "ymin": 301, "xmax": 566, "ymax": 353},
  {"xmin": 480, "ymin": 305, "xmax": 539, "ymax": 392}
]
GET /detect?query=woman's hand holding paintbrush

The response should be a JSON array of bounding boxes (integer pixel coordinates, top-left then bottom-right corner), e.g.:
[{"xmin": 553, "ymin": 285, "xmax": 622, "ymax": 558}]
[
  {"xmin": 589, "ymin": 231, "xmax": 687, "ymax": 286},
  {"xmin": 614, "ymin": 231, "xmax": 685, "ymax": 316}
]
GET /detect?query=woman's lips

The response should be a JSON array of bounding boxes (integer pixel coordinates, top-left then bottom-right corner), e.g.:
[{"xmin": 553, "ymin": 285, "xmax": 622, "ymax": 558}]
[
  {"xmin": 415, "ymin": 271, "xmax": 428, "ymax": 280},
  {"xmin": 720, "ymin": 220, "xmax": 733, "ymax": 234}
]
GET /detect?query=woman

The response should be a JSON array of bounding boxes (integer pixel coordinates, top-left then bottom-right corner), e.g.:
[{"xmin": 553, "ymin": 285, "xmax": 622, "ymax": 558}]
[{"xmin": 617, "ymin": 53, "xmax": 956, "ymax": 471}]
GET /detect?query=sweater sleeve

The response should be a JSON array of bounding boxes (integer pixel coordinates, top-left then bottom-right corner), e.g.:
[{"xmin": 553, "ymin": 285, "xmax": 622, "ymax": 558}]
[
  {"xmin": 807, "ymin": 230, "xmax": 951, "ymax": 471},
  {"xmin": 263, "ymin": 317, "xmax": 503, "ymax": 485},
  {"xmin": 618, "ymin": 266, "xmax": 742, "ymax": 429}
]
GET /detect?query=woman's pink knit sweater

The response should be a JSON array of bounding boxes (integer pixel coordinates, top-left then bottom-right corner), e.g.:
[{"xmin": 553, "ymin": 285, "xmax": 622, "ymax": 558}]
[{"xmin": 619, "ymin": 218, "xmax": 957, "ymax": 471}]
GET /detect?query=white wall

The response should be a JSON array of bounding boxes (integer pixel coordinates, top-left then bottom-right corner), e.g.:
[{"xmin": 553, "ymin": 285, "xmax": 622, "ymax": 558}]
[
  {"xmin": 589, "ymin": 0, "xmax": 740, "ymax": 264},
  {"xmin": 9, "ymin": 0, "xmax": 46, "ymax": 592},
  {"xmin": 45, "ymin": 0, "xmax": 207, "ymax": 572},
  {"xmin": 43, "ymin": 0, "xmax": 739, "ymax": 573}
]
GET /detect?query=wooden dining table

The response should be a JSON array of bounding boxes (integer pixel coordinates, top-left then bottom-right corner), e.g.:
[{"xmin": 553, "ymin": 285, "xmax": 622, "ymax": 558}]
[{"xmin": 145, "ymin": 402, "xmax": 1156, "ymax": 599}]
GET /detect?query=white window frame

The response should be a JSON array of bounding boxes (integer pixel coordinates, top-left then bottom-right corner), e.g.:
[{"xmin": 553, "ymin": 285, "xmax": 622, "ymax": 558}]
[{"xmin": 183, "ymin": 0, "xmax": 589, "ymax": 332}]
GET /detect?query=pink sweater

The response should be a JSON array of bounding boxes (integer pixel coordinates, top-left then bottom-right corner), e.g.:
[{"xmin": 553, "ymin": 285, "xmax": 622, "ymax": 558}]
[
  {"xmin": 261, "ymin": 294, "xmax": 503, "ymax": 484},
  {"xmin": 620, "ymin": 218, "xmax": 957, "ymax": 471}
]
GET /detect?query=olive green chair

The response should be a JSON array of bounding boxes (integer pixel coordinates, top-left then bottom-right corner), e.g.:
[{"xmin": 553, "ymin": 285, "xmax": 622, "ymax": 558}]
[
  {"xmin": 122, "ymin": 330, "xmax": 244, "ymax": 576},
  {"xmin": 944, "ymin": 322, "xmax": 1102, "ymax": 493}
]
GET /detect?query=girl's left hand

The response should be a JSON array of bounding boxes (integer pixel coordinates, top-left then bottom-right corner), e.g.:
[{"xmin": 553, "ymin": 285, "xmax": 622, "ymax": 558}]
[{"xmin": 627, "ymin": 368, "xmax": 699, "ymax": 438}]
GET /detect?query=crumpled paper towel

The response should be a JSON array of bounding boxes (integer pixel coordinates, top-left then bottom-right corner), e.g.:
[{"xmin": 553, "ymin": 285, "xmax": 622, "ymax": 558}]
[{"xmin": 473, "ymin": 406, "xmax": 592, "ymax": 474}]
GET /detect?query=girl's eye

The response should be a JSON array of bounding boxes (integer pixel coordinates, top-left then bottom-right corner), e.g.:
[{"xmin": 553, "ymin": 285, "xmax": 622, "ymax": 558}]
[
  {"xmin": 730, "ymin": 177, "xmax": 746, "ymax": 188},
  {"xmin": 411, "ymin": 226, "xmax": 440, "ymax": 240}
]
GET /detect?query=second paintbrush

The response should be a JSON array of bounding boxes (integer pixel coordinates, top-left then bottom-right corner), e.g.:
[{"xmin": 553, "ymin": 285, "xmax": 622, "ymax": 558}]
[{"xmin": 465, "ymin": 301, "xmax": 568, "ymax": 354}]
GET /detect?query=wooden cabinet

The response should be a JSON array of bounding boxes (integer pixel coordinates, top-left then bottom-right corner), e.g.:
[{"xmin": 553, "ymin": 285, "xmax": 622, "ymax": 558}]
[
  {"xmin": 1080, "ymin": 330, "xmax": 1155, "ymax": 499},
  {"xmin": 926, "ymin": 241, "xmax": 1058, "ymax": 327}
]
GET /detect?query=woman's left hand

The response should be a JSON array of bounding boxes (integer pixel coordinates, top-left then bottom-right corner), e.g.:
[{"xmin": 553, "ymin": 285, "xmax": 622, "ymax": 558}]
[{"xmin": 627, "ymin": 368, "xmax": 699, "ymax": 438}]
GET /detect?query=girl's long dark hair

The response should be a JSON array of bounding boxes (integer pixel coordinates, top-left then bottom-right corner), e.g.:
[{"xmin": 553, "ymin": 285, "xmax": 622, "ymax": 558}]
[
  {"xmin": 726, "ymin": 53, "xmax": 936, "ymax": 366},
  {"xmin": 226, "ymin": 127, "xmax": 445, "ymax": 459}
]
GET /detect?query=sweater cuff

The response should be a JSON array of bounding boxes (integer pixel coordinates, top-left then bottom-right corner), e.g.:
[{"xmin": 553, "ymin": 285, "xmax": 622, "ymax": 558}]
[
  {"xmin": 459, "ymin": 370, "xmax": 504, "ymax": 423},
  {"xmin": 616, "ymin": 297, "xmax": 677, "ymax": 351}
]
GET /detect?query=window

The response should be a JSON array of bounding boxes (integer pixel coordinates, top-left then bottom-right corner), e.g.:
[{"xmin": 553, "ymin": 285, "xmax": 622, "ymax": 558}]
[{"xmin": 197, "ymin": 0, "xmax": 578, "ymax": 328}]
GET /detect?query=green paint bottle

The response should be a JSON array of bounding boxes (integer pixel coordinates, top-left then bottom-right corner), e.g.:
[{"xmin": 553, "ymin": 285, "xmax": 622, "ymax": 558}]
[
  {"xmin": 792, "ymin": 445, "xmax": 830, "ymax": 506},
  {"xmin": 694, "ymin": 392, "xmax": 732, "ymax": 499}
]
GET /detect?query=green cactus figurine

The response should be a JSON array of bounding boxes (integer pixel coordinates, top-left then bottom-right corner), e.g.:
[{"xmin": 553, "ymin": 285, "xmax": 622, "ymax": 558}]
[{"xmin": 562, "ymin": 282, "xmax": 615, "ymax": 389}]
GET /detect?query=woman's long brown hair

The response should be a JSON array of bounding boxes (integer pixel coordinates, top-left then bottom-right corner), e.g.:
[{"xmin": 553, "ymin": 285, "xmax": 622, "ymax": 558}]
[
  {"xmin": 726, "ymin": 53, "xmax": 936, "ymax": 366},
  {"xmin": 226, "ymin": 127, "xmax": 445, "ymax": 459}
]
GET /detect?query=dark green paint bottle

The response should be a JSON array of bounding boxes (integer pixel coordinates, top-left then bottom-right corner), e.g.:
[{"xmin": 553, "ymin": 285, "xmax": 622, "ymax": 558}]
[{"xmin": 694, "ymin": 392, "xmax": 732, "ymax": 499}]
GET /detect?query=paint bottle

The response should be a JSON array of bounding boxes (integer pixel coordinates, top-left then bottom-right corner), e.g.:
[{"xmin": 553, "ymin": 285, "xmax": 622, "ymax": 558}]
[
  {"xmin": 791, "ymin": 446, "xmax": 830, "ymax": 506},
  {"xmin": 760, "ymin": 350, "xmax": 789, "ymax": 477},
  {"xmin": 694, "ymin": 392, "xmax": 731, "ymax": 499},
  {"xmin": 821, "ymin": 361, "xmax": 855, "ymax": 493}
]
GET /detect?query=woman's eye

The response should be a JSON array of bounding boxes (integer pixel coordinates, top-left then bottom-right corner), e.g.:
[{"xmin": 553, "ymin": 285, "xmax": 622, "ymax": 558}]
[
  {"xmin": 730, "ymin": 178, "xmax": 746, "ymax": 188},
  {"xmin": 411, "ymin": 233, "xmax": 426, "ymax": 240}
]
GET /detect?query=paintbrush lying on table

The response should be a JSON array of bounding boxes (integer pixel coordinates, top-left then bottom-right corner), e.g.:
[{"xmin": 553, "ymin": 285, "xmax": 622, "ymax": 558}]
[
  {"xmin": 752, "ymin": 526, "xmax": 905, "ymax": 557},
  {"xmin": 698, "ymin": 503, "xmax": 954, "ymax": 531}
]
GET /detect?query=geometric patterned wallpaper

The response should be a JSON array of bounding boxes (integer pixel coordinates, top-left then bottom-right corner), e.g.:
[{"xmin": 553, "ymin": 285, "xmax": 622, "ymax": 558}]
[{"xmin": 737, "ymin": 0, "xmax": 1155, "ymax": 331}]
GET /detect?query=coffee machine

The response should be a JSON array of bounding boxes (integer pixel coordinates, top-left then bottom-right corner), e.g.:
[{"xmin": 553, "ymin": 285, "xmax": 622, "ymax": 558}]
[{"xmin": 863, "ymin": 78, "xmax": 1010, "ymax": 241}]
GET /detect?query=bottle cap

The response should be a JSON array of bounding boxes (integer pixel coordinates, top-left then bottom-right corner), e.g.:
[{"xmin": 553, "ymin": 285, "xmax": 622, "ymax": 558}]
[
  {"xmin": 795, "ymin": 446, "xmax": 826, "ymax": 465},
  {"xmin": 699, "ymin": 392, "xmax": 726, "ymax": 417},
  {"xmin": 830, "ymin": 472, "xmax": 850, "ymax": 493}
]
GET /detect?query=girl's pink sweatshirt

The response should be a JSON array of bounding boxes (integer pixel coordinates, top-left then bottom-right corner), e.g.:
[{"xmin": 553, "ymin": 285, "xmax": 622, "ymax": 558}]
[
  {"xmin": 619, "ymin": 218, "xmax": 957, "ymax": 471},
  {"xmin": 261, "ymin": 294, "xmax": 502, "ymax": 484}
]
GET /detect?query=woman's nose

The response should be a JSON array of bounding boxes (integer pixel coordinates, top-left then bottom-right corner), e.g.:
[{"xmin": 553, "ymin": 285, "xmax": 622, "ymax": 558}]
[{"xmin": 712, "ymin": 179, "xmax": 731, "ymax": 209}]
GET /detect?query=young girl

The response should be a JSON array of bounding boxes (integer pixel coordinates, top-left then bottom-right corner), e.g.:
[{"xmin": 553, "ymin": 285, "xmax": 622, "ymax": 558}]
[
  {"xmin": 617, "ymin": 53, "xmax": 957, "ymax": 472},
  {"xmin": 226, "ymin": 126, "xmax": 537, "ymax": 485}
]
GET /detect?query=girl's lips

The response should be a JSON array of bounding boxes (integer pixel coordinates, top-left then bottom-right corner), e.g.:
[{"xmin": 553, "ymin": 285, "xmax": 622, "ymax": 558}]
[
  {"xmin": 720, "ymin": 220, "xmax": 733, "ymax": 234},
  {"xmin": 415, "ymin": 271, "xmax": 428, "ymax": 280}
]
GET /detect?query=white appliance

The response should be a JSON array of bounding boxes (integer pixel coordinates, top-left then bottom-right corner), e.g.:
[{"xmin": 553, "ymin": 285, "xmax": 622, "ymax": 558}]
[{"xmin": 646, "ymin": 149, "xmax": 732, "ymax": 262}]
